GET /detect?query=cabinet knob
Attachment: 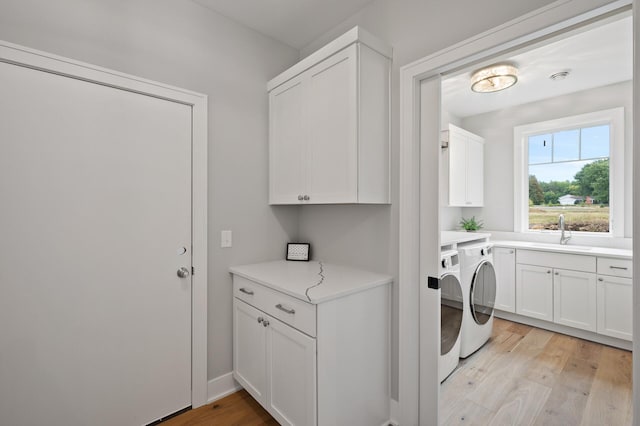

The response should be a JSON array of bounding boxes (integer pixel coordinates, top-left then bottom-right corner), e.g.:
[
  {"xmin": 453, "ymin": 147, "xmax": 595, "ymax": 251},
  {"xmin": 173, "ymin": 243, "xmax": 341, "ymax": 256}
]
[
  {"xmin": 598, "ymin": 278, "xmax": 604, "ymax": 282},
  {"xmin": 303, "ymin": 195, "xmax": 310, "ymax": 201},
  {"xmin": 510, "ymin": 250, "xmax": 514, "ymax": 254},
  {"xmin": 547, "ymin": 270, "xmax": 551, "ymax": 274},
  {"xmin": 555, "ymin": 272, "xmax": 559, "ymax": 276},
  {"xmin": 298, "ymin": 195, "xmax": 304, "ymax": 201},
  {"xmin": 263, "ymin": 320, "xmax": 270, "ymax": 327},
  {"xmin": 257, "ymin": 317, "xmax": 263, "ymax": 324}
]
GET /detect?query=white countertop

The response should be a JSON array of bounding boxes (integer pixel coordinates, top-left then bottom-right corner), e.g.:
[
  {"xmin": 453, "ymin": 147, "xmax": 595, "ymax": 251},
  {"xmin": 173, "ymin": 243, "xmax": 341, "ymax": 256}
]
[
  {"xmin": 493, "ymin": 240, "xmax": 632, "ymax": 259},
  {"xmin": 229, "ymin": 260, "xmax": 393, "ymax": 304},
  {"xmin": 441, "ymin": 231, "xmax": 491, "ymax": 246}
]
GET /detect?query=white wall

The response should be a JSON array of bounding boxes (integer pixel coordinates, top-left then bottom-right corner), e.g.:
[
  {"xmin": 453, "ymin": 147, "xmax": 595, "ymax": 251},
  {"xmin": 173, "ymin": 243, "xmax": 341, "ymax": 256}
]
[
  {"xmin": 0, "ymin": 0, "xmax": 300, "ymax": 382},
  {"xmin": 297, "ymin": 0, "xmax": 557, "ymax": 399},
  {"xmin": 460, "ymin": 80, "xmax": 633, "ymax": 242}
]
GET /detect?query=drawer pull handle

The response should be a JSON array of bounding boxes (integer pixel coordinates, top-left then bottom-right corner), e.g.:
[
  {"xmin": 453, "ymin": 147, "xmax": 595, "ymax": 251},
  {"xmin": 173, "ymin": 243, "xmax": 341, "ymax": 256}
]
[
  {"xmin": 239, "ymin": 288, "xmax": 254, "ymax": 295},
  {"xmin": 609, "ymin": 266, "xmax": 628, "ymax": 270},
  {"xmin": 275, "ymin": 304, "xmax": 295, "ymax": 315}
]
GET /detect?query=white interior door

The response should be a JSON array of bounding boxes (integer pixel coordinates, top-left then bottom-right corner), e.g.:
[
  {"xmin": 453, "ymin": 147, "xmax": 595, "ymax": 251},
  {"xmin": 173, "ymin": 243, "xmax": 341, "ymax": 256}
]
[{"xmin": 0, "ymin": 61, "xmax": 192, "ymax": 425}]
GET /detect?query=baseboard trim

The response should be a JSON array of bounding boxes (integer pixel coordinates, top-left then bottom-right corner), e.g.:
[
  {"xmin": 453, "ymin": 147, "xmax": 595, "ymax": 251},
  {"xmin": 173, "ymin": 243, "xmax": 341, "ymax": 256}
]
[
  {"xmin": 207, "ymin": 372, "xmax": 242, "ymax": 404},
  {"xmin": 387, "ymin": 398, "xmax": 399, "ymax": 426},
  {"xmin": 495, "ymin": 310, "xmax": 632, "ymax": 351}
]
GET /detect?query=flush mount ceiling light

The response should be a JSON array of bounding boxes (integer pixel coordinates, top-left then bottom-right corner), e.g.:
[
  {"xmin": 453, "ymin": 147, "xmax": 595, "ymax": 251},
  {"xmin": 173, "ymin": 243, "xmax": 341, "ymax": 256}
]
[{"xmin": 470, "ymin": 63, "xmax": 518, "ymax": 93}]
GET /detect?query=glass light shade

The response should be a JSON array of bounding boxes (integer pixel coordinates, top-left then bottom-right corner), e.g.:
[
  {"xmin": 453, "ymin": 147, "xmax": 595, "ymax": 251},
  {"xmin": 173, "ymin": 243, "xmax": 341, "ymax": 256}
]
[{"xmin": 470, "ymin": 64, "xmax": 518, "ymax": 93}]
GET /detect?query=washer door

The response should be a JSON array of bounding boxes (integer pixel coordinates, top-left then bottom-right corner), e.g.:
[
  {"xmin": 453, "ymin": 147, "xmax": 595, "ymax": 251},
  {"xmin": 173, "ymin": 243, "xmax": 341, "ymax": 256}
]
[
  {"xmin": 440, "ymin": 274, "xmax": 463, "ymax": 356},
  {"xmin": 470, "ymin": 261, "xmax": 496, "ymax": 325}
]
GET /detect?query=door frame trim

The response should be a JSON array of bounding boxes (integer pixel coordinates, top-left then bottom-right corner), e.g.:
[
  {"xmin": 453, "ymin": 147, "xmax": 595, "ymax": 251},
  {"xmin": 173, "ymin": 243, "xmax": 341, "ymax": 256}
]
[
  {"xmin": 398, "ymin": 0, "xmax": 632, "ymax": 424},
  {"xmin": 0, "ymin": 40, "xmax": 209, "ymax": 408}
]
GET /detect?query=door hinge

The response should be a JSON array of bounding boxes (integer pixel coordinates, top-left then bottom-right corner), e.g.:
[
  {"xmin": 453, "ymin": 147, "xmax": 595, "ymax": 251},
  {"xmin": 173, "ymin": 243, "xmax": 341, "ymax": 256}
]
[
  {"xmin": 191, "ymin": 266, "xmax": 195, "ymax": 276},
  {"xmin": 427, "ymin": 276, "xmax": 440, "ymax": 290}
]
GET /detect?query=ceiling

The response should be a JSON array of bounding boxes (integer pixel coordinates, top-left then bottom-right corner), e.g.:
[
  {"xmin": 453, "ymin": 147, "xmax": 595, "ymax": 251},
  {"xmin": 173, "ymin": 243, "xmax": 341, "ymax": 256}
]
[
  {"xmin": 192, "ymin": 0, "xmax": 376, "ymax": 50},
  {"xmin": 442, "ymin": 16, "xmax": 632, "ymax": 118}
]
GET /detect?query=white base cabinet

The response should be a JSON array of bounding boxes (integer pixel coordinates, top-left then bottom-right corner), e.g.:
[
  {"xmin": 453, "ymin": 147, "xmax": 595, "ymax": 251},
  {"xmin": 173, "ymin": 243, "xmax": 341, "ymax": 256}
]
[
  {"xmin": 231, "ymin": 261, "xmax": 391, "ymax": 426},
  {"xmin": 505, "ymin": 246, "xmax": 632, "ymax": 344},
  {"xmin": 234, "ymin": 300, "xmax": 316, "ymax": 426},
  {"xmin": 494, "ymin": 247, "xmax": 516, "ymax": 312},
  {"xmin": 516, "ymin": 264, "xmax": 553, "ymax": 321},
  {"xmin": 553, "ymin": 269, "xmax": 597, "ymax": 332}
]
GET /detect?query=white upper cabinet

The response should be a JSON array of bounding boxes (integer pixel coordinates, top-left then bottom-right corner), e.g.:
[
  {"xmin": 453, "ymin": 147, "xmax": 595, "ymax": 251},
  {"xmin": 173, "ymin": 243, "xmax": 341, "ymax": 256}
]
[
  {"xmin": 268, "ymin": 27, "xmax": 391, "ymax": 205},
  {"xmin": 447, "ymin": 124, "xmax": 484, "ymax": 207}
]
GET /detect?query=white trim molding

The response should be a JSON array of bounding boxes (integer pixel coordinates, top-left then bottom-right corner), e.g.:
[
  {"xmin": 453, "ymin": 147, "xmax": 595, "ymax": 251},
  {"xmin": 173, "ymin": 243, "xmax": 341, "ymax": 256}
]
[
  {"xmin": 0, "ymin": 39, "xmax": 209, "ymax": 408},
  {"xmin": 398, "ymin": 1, "xmax": 631, "ymax": 424},
  {"xmin": 207, "ymin": 372, "xmax": 243, "ymax": 404}
]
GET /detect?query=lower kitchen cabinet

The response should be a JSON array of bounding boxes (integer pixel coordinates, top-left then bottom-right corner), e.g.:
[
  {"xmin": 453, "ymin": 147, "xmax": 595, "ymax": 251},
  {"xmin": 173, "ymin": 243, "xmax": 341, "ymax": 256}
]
[
  {"xmin": 230, "ymin": 261, "xmax": 392, "ymax": 426},
  {"xmin": 516, "ymin": 264, "xmax": 553, "ymax": 321},
  {"xmin": 553, "ymin": 269, "xmax": 597, "ymax": 332},
  {"xmin": 233, "ymin": 299, "xmax": 316, "ymax": 425},
  {"xmin": 597, "ymin": 275, "xmax": 633, "ymax": 341},
  {"xmin": 494, "ymin": 247, "xmax": 516, "ymax": 312}
]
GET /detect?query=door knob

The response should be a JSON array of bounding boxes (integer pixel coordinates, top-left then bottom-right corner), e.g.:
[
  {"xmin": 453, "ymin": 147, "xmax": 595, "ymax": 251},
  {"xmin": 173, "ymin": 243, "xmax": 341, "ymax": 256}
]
[{"xmin": 177, "ymin": 267, "xmax": 190, "ymax": 278}]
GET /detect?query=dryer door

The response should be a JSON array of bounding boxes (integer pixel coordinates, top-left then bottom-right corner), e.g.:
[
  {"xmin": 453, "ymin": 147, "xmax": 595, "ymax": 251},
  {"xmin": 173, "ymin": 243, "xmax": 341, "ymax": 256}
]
[
  {"xmin": 470, "ymin": 261, "xmax": 496, "ymax": 325},
  {"xmin": 440, "ymin": 274, "xmax": 463, "ymax": 355}
]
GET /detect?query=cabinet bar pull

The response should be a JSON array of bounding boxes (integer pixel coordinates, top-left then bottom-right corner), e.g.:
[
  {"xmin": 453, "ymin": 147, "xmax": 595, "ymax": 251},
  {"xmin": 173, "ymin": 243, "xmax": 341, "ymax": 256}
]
[
  {"xmin": 239, "ymin": 288, "xmax": 254, "ymax": 295},
  {"xmin": 275, "ymin": 304, "xmax": 295, "ymax": 315},
  {"xmin": 610, "ymin": 266, "xmax": 628, "ymax": 270}
]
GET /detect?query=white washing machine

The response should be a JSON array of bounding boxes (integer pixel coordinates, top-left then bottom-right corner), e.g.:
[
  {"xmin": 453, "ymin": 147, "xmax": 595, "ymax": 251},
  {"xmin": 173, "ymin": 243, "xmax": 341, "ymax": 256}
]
[
  {"xmin": 439, "ymin": 249, "xmax": 463, "ymax": 382},
  {"xmin": 458, "ymin": 242, "xmax": 497, "ymax": 358}
]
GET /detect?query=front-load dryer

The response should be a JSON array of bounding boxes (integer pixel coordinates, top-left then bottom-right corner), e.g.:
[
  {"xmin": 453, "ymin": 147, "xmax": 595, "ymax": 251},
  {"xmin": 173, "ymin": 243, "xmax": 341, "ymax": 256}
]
[
  {"xmin": 459, "ymin": 242, "xmax": 496, "ymax": 358},
  {"xmin": 439, "ymin": 249, "xmax": 463, "ymax": 382}
]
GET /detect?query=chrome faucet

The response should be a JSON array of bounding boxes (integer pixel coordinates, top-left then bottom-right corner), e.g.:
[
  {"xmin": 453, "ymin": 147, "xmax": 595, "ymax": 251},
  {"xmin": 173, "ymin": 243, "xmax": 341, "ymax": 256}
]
[{"xmin": 559, "ymin": 214, "xmax": 571, "ymax": 245}]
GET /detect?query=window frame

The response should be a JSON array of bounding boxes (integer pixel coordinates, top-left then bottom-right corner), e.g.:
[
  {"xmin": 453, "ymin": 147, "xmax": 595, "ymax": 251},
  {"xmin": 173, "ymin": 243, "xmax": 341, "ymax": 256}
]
[{"xmin": 513, "ymin": 107, "xmax": 624, "ymax": 237}]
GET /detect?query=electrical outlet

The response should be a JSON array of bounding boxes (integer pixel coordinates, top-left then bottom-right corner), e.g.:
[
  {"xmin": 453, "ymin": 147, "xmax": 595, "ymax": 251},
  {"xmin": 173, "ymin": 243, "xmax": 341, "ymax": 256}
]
[{"xmin": 221, "ymin": 230, "xmax": 232, "ymax": 248}]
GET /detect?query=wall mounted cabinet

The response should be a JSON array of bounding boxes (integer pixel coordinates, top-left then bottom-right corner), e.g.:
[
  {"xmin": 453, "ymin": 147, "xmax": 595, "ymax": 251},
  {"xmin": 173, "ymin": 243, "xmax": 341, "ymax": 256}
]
[
  {"xmin": 268, "ymin": 27, "xmax": 391, "ymax": 205},
  {"xmin": 447, "ymin": 124, "xmax": 484, "ymax": 207}
]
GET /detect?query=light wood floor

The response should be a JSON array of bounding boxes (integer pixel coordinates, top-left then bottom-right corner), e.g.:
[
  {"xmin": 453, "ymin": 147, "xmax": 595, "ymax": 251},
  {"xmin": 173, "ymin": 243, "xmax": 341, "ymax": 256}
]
[
  {"xmin": 161, "ymin": 390, "xmax": 277, "ymax": 425},
  {"xmin": 440, "ymin": 317, "xmax": 633, "ymax": 425},
  {"xmin": 163, "ymin": 318, "xmax": 632, "ymax": 425}
]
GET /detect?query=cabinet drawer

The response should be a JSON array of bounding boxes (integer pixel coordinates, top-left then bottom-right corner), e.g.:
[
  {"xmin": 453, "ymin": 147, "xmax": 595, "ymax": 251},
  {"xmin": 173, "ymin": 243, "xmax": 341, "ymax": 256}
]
[
  {"xmin": 597, "ymin": 257, "xmax": 632, "ymax": 278},
  {"xmin": 234, "ymin": 276, "xmax": 317, "ymax": 337},
  {"xmin": 517, "ymin": 249, "xmax": 595, "ymax": 272}
]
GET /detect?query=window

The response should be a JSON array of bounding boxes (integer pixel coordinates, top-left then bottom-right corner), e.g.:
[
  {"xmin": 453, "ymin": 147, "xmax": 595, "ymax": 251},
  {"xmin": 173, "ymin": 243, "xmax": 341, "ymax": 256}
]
[{"xmin": 514, "ymin": 108, "xmax": 624, "ymax": 237}]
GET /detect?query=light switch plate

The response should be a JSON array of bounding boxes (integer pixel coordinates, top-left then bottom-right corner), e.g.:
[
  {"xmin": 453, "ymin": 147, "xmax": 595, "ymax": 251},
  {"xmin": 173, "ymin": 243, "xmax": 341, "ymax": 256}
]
[{"xmin": 221, "ymin": 230, "xmax": 232, "ymax": 248}]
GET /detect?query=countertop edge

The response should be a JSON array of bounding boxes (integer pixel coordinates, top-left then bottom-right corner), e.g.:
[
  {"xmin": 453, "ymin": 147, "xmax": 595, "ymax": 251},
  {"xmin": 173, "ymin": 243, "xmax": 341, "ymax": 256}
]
[{"xmin": 492, "ymin": 240, "xmax": 632, "ymax": 259}]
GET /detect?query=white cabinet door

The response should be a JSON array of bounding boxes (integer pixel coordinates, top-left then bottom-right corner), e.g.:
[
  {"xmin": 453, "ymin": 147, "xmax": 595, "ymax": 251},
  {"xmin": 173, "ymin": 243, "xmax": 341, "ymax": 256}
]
[
  {"xmin": 516, "ymin": 264, "xmax": 553, "ymax": 321},
  {"xmin": 447, "ymin": 124, "xmax": 484, "ymax": 207},
  {"xmin": 233, "ymin": 299, "xmax": 267, "ymax": 404},
  {"xmin": 494, "ymin": 248, "xmax": 516, "ymax": 312},
  {"xmin": 553, "ymin": 269, "xmax": 597, "ymax": 332},
  {"xmin": 306, "ymin": 45, "xmax": 358, "ymax": 203},
  {"xmin": 465, "ymin": 135, "xmax": 484, "ymax": 206},
  {"xmin": 266, "ymin": 317, "xmax": 317, "ymax": 426},
  {"xmin": 448, "ymin": 129, "xmax": 467, "ymax": 206},
  {"xmin": 597, "ymin": 275, "xmax": 632, "ymax": 340},
  {"xmin": 269, "ymin": 76, "xmax": 307, "ymax": 204}
]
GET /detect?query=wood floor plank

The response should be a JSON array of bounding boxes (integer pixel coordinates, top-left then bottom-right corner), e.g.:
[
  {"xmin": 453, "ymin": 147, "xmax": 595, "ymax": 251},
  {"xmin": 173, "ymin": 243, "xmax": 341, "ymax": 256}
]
[
  {"xmin": 441, "ymin": 319, "xmax": 632, "ymax": 426},
  {"xmin": 487, "ymin": 377, "xmax": 551, "ymax": 426},
  {"xmin": 533, "ymin": 356, "xmax": 599, "ymax": 426},
  {"xmin": 440, "ymin": 399, "xmax": 495, "ymax": 426},
  {"xmin": 162, "ymin": 390, "xmax": 278, "ymax": 426},
  {"xmin": 580, "ymin": 346, "xmax": 632, "ymax": 426},
  {"xmin": 525, "ymin": 333, "xmax": 576, "ymax": 388}
]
